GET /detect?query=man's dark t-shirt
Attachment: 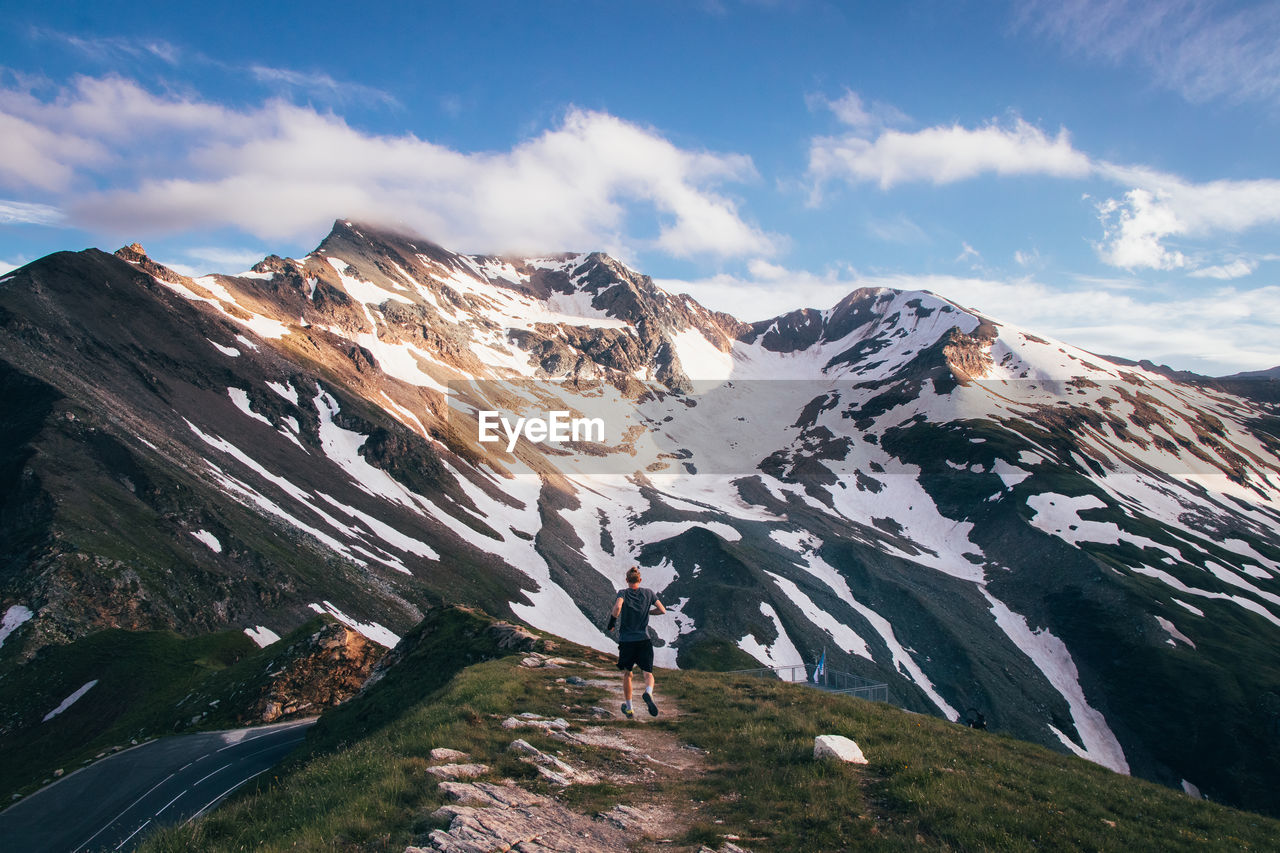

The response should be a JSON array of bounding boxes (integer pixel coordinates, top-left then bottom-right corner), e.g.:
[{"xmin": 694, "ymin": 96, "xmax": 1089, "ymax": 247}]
[{"xmin": 616, "ymin": 587, "xmax": 659, "ymax": 642}]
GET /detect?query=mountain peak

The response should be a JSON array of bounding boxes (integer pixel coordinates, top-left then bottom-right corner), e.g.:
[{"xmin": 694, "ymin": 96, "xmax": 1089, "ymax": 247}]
[{"xmin": 114, "ymin": 242, "xmax": 192, "ymax": 286}]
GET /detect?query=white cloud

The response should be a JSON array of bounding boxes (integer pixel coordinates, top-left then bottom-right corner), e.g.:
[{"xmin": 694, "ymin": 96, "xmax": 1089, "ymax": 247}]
[
  {"xmin": 657, "ymin": 260, "xmax": 865, "ymax": 321},
  {"xmin": 0, "ymin": 109, "xmax": 108, "ymax": 190},
  {"xmin": 1188, "ymin": 259, "xmax": 1258, "ymax": 280},
  {"xmin": 1014, "ymin": 248, "xmax": 1043, "ymax": 268},
  {"xmin": 809, "ymin": 89, "xmax": 910, "ymax": 134},
  {"xmin": 0, "ymin": 259, "xmax": 19, "ymax": 275},
  {"xmin": 0, "ymin": 75, "xmax": 777, "ymax": 260},
  {"xmin": 1094, "ymin": 188, "xmax": 1187, "ymax": 270},
  {"xmin": 809, "ymin": 117, "xmax": 1091, "ymax": 192},
  {"xmin": 806, "ymin": 100, "xmax": 1280, "ymax": 272},
  {"xmin": 1018, "ymin": 0, "xmax": 1280, "ymax": 107},
  {"xmin": 181, "ymin": 246, "xmax": 272, "ymax": 271},
  {"xmin": 1094, "ymin": 165, "xmax": 1280, "ymax": 271},
  {"xmin": 956, "ymin": 242, "xmax": 982, "ymax": 265},
  {"xmin": 0, "ymin": 199, "xmax": 64, "ymax": 225}
]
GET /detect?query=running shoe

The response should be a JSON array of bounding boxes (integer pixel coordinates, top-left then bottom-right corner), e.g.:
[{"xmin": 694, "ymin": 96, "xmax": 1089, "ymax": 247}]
[{"xmin": 643, "ymin": 692, "xmax": 659, "ymax": 717}]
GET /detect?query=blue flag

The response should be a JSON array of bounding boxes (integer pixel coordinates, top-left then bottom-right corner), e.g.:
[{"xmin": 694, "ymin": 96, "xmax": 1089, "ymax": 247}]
[{"xmin": 813, "ymin": 649, "xmax": 826, "ymax": 683}]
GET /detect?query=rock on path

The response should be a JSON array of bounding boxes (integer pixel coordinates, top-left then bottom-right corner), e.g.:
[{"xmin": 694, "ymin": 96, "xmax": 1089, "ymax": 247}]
[{"xmin": 408, "ymin": 781, "xmax": 638, "ymax": 853}]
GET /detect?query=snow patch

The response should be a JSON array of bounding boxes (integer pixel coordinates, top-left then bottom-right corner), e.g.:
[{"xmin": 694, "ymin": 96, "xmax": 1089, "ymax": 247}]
[
  {"xmin": 1131, "ymin": 566, "xmax": 1280, "ymax": 628},
  {"xmin": 266, "ymin": 380, "xmax": 298, "ymax": 404},
  {"xmin": 845, "ymin": 593, "xmax": 959, "ymax": 720},
  {"xmin": 983, "ymin": 589, "xmax": 1129, "ymax": 774},
  {"xmin": 325, "ymin": 256, "xmax": 414, "ymax": 306},
  {"xmin": 1026, "ymin": 492, "xmax": 1181, "ymax": 561},
  {"xmin": 737, "ymin": 603, "xmax": 806, "ymax": 677},
  {"xmin": 308, "ymin": 601, "xmax": 400, "ymax": 648},
  {"xmin": 315, "ymin": 490, "xmax": 437, "ymax": 566},
  {"xmin": 650, "ymin": 596, "xmax": 696, "ymax": 669},
  {"xmin": 1173, "ymin": 599, "xmax": 1204, "ymax": 617},
  {"xmin": 1155, "ymin": 616, "xmax": 1196, "ymax": 649},
  {"xmin": 43, "ymin": 680, "xmax": 99, "ymax": 722},
  {"xmin": 765, "ymin": 571, "xmax": 872, "ymax": 660},
  {"xmin": 244, "ymin": 626, "xmax": 281, "ymax": 647},
  {"xmin": 991, "ymin": 458, "xmax": 1030, "ymax": 488},
  {"xmin": 190, "ymin": 529, "xmax": 223, "ymax": 553},
  {"xmin": 670, "ymin": 328, "xmax": 732, "ymax": 381},
  {"xmin": 1, "ymin": 604, "xmax": 34, "ymax": 648},
  {"xmin": 207, "ymin": 339, "xmax": 240, "ymax": 357},
  {"xmin": 631, "ymin": 520, "xmax": 742, "ymax": 545},
  {"xmin": 228, "ymin": 388, "xmax": 273, "ymax": 427}
]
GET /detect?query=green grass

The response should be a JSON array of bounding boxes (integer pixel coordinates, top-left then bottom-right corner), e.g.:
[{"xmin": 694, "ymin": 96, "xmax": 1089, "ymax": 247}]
[
  {"xmin": 0, "ymin": 616, "xmax": 355, "ymax": 802},
  {"xmin": 0, "ymin": 627, "xmax": 254, "ymax": 801},
  {"xmin": 134, "ymin": 611, "xmax": 1280, "ymax": 853},
  {"xmin": 666, "ymin": 671, "xmax": 1278, "ymax": 850}
]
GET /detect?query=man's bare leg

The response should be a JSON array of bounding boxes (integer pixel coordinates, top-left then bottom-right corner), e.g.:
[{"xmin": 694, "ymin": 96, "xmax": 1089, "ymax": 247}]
[
  {"xmin": 621, "ymin": 669, "xmax": 636, "ymax": 717},
  {"xmin": 642, "ymin": 671, "xmax": 659, "ymax": 716}
]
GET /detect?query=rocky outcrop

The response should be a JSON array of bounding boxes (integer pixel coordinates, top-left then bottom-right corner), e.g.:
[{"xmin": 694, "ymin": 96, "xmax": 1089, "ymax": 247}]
[
  {"xmin": 941, "ymin": 321, "xmax": 998, "ymax": 382},
  {"xmin": 408, "ymin": 781, "xmax": 638, "ymax": 853},
  {"xmin": 242, "ymin": 621, "xmax": 385, "ymax": 723}
]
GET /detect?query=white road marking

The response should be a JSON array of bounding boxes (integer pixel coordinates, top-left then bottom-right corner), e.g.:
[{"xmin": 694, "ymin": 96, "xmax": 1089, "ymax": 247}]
[
  {"xmin": 184, "ymin": 767, "xmax": 271, "ymax": 825},
  {"xmin": 74, "ymin": 771, "xmax": 176, "ymax": 852},
  {"xmin": 155, "ymin": 790, "xmax": 186, "ymax": 816},
  {"xmin": 240, "ymin": 736, "xmax": 305, "ymax": 761},
  {"xmin": 194, "ymin": 762, "xmax": 232, "ymax": 786},
  {"xmin": 113, "ymin": 819, "xmax": 150, "ymax": 850}
]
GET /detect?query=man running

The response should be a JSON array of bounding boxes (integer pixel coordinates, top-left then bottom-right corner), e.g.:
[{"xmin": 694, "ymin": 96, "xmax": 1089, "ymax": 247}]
[{"xmin": 607, "ymin": 566, "xmax": 666, "ymax": 718}]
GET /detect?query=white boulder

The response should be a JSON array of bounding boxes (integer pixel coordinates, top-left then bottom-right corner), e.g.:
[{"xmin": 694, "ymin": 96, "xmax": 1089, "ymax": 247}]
[{"xmin": 814, "ymin": 734, "xmax": 868, "ymax": 764}]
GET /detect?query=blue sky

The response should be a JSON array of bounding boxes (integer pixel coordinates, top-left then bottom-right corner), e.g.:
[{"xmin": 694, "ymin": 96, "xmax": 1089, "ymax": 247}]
[{"xmin": 1, "ymin": 0, "xmax": 1277, "ymax": 374}]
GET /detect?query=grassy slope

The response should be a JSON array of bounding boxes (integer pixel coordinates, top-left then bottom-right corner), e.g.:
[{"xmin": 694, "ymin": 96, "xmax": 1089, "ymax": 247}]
[
  {"xmin": 0, "ymin": 616, "xmax": 341, "ymax": 802},
  {"xmin": 139, "ymin": 614, "xmax": 1278, "ymax": 853}
]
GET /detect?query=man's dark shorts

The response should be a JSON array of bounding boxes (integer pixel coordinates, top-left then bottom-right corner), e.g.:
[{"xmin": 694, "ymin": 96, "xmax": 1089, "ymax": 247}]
[{"xmin": 616, "ymin": 639, "xmax": 654, "ymax": 673}]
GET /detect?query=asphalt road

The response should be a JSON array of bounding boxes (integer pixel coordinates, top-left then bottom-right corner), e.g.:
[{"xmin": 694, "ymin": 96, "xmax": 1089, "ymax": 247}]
[{"xmin": 0, "ymin": 717, "xmax": 316, "ymax": 852}]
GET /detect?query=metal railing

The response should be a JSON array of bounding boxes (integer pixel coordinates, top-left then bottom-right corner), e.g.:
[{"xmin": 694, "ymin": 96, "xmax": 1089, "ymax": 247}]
[{"xmin": 727, "ymin": 664, "xmax": 891, "ymax": 703}]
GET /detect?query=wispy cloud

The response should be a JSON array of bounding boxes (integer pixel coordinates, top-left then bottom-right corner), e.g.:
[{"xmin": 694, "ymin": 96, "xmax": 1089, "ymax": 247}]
[
  {"xmin": 0, "ymin": 199, "xmax": 65, "ymax": 225},
  {"xmin": 180, "ymin": 246, "xmax": 271, "ymax": 271},
  {"xmin": 956, "ymin": 242, "xmax": 982, "ymax": 265},
  {"xmin": 0, "ymin": 75, "xmax": 778, "ymax": 260},
  {"xmin": 1016, "ymin": 0, "xmax": 1280, "ymax": 106},
  {"xmin": 29, "ymin": 27, "xmax": 181, "ymax": 65},
  {"xmin": 1188, "ymin": 259, "xmax": 1258, "ymax": 280},
  {"xmin": 31, "ymin": 27, "xmax": 397, "ymax": 111},
  {"xmin": 866, "ymin": 213, "xmax": 928, "ymax": 244},
  {"xmin": 249, "ymin": 66, "xmax": 399, "ymax": 109},
  {"xmin": 807, "ymin": 88, "xmax": 910, "ymax": 134}
]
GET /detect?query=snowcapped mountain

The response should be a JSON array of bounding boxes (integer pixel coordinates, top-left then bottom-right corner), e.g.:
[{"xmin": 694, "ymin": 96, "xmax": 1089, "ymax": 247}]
[{"xmin": 2, "ymin": 220, "xmax": 1278, "ymax": 814}]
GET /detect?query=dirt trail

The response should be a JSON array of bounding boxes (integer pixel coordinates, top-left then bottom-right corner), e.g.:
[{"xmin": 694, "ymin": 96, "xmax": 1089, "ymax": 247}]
[{"xmin": 407, "ymin": 654, "xmax": 747, "ymax": 853}]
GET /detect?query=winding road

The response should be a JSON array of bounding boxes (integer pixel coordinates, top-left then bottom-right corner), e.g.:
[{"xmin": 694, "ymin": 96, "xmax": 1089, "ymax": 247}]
[{"xmin": 0, "ymin": 717, "xmax": 315, "ymax": 852}]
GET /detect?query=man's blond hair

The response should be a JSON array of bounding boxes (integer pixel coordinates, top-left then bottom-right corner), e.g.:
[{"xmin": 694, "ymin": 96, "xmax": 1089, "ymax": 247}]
[{"xmin": 625, "ymin": 566, "xmax": 642, "ymax": 584}]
